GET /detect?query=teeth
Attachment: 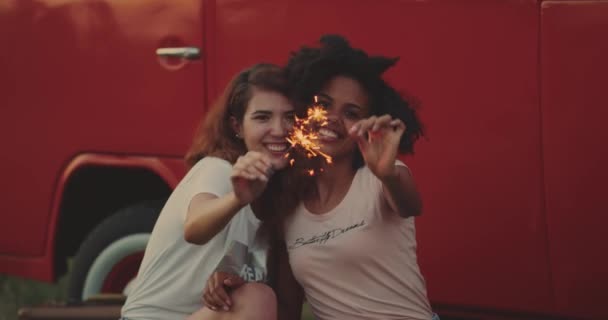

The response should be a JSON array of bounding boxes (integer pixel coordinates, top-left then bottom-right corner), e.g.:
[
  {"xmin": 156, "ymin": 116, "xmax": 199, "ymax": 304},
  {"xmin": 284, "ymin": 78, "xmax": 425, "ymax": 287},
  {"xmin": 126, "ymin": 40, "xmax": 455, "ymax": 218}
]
[
  {"xmin": 266, "ymin": 144, "xmax": 287, "ymax": 152},
  {"xmin": 319, "ymin": 128, "xmax": 338, "ymax": 138}
]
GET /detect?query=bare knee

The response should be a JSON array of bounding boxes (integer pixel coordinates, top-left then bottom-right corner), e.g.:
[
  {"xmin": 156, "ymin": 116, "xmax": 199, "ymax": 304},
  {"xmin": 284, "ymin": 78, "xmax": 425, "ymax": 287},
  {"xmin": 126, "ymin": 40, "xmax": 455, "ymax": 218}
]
[
  {"xmin": 231, "ymin": 282, "xmax": 277, "ymax": 320},
  {"xmin": 233, "ymin": 282, "xmax": 276, "ymax": 303},
  {"xmin": 187, "ymin": 306, "xmax": 228, "ymax": 320},
  {"xmin": 190, "ymin": 283, "xmax": 276, "ymax": 320}
]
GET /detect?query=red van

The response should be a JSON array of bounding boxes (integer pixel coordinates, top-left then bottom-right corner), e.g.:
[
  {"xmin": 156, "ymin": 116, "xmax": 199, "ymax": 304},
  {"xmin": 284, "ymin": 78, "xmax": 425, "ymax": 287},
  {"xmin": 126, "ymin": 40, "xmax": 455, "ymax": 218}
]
[{"xmin": 1, "ymin": 0, "xmax": 606, "ymax": 319}]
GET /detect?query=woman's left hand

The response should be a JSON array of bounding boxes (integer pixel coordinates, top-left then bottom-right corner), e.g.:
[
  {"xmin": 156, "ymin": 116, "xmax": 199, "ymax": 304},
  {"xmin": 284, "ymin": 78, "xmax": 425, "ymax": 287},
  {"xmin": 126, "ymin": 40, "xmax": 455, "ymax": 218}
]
[
  {"xmin": 349, "ymin": 115, "xmax": 405, "ymax": 180},
  {"xmin": 202, "ymin": 271, "xmax": 245, "ymax": 311}
]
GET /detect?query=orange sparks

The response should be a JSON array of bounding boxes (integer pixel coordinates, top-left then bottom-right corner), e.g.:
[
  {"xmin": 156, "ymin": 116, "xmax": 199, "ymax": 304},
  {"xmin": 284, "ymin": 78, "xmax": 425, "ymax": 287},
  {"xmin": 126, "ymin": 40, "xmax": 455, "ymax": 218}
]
[
  {"xmin": 308, "ymin": 169, "xmax": 315, "ymax": 176},
  {"xmin": 305, "ymin": 106, "xmax": 329, "ymax": 125},
  {"xmin": 285, "ymin": 96, "xmax": 333, "ymax": 170}
]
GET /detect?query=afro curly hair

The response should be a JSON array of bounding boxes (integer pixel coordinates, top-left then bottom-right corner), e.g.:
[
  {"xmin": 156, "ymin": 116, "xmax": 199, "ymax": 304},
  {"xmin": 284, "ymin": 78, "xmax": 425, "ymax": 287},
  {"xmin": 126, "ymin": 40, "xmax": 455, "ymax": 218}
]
[{"xmin": 285, "ymin": 34, "xmax": 424, "ymax": 167}]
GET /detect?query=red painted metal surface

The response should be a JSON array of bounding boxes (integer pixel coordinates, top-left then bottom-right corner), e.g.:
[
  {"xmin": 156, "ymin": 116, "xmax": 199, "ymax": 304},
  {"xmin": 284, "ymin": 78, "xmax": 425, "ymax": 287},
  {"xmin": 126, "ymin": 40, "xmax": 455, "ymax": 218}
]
[
  {"xmin": 0, "ymin": 0, "xmax": 202, "ymax": 256},
  {"xmin": 0, "ymin": 154, "xmax": 186, "ymax": 281},
  {"xmin": 101, "ymin": 252, "xmax": 144, "ymax": 293},
  {"xmin": 541, "ymin": 1, "xmax": 608, "ymax": 319},
  {"xmin": 1, "ymin": 0, "xmax": 606, "ymax": 318}
]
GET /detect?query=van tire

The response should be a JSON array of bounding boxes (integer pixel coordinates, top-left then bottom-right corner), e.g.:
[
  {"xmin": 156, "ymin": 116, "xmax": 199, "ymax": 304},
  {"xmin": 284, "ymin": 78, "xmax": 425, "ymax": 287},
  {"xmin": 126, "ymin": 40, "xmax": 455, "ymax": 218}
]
[{"xmin": 67, "ymin": 200, "xmax": 164, "ymax": 302}]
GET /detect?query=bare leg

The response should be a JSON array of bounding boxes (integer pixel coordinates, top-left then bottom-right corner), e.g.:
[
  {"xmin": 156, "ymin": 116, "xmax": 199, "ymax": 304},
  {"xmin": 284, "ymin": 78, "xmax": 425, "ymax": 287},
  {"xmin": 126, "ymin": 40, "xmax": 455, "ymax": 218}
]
[{"xmin": 187, "ymin": 283, "xmax": 277, "ymax": 320}]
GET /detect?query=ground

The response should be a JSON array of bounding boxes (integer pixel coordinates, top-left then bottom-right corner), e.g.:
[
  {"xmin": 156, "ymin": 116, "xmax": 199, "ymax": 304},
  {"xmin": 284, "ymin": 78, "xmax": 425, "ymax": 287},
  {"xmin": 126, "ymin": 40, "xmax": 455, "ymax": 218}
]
[{"xmin": 0, "ymin": 272, "xmax": 314, "ymax": 320}]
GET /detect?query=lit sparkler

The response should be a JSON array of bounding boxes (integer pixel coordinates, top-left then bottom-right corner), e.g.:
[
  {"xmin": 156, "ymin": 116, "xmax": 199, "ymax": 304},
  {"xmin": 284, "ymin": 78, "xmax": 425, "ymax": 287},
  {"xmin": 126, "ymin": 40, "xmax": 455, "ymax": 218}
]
[{"xmin": 284, "ymin": 96, "xmax": 333, "ymax": 175}]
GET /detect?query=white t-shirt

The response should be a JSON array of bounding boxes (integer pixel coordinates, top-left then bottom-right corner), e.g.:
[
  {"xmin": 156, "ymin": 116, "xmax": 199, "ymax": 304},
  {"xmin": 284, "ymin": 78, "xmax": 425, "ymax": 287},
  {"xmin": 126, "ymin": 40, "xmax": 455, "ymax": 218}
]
[
  {"xmin": 284, "ymin": 162, "xmax": 432, "ymax": 320},
  {"xmin": 121, "ymin": 157, "xmax": 267, "ymax": 320}
]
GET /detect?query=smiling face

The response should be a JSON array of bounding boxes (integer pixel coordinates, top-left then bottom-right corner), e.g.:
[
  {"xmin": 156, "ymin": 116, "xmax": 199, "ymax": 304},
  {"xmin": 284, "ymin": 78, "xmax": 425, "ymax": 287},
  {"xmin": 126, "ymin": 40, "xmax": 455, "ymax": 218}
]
[
  {"xmin": 315, "ymin": 76, "xmax": 370, "ymax": 162},
  {"xmin": 233, "ymin": 88, "xmax": 295, "ymax": 170}
]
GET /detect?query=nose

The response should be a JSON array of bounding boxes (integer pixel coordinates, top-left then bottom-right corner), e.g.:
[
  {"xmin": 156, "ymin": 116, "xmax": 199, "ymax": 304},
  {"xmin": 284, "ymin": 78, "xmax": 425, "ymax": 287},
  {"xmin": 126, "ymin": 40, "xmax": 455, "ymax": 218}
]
[
  {"xmin": 323, "ymin": 105, "xmax": 341, "ymax": 123},
  {"xmin": 325, "ymin": 110, "xmax": 341, "ymax": 126},
  {"xmin": 269, "ymin": 117, "xmax": 289, "ymax": 137}
]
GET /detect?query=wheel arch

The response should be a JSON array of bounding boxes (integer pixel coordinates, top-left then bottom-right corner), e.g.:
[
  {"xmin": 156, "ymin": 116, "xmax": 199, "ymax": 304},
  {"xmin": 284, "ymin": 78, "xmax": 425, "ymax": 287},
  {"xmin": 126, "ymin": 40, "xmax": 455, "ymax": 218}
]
[{"xmin": 50, "ymin": 153, "xmax": 183, "ymax": 280}]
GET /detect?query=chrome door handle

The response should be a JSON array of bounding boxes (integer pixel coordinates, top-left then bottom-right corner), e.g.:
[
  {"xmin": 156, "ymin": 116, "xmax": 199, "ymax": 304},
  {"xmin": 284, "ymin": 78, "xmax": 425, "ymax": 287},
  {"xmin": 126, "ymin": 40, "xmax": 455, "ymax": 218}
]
[{"xmin": 155, "ymin": 47, "xmax": 201, "ymax": 60}]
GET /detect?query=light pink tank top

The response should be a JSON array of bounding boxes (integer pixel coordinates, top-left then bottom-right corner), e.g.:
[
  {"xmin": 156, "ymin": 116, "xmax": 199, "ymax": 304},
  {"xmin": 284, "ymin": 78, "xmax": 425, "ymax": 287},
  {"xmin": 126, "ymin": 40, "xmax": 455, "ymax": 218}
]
[{"xmin": 284, "ymin": 163, "xmax": 432, "ymax": 320}]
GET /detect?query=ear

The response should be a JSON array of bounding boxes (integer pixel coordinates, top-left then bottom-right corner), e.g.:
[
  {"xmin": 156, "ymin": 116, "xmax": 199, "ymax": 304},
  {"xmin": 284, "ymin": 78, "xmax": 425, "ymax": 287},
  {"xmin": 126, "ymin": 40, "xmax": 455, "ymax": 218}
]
[{"xmin": 230, "ymin": 116, "xmax": 243, "ymax": 138}]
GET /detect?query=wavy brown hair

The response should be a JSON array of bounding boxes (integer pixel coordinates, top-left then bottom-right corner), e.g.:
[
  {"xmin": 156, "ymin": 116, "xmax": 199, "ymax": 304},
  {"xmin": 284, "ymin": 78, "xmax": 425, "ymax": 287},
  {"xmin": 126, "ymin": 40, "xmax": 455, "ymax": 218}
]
[{"xmin": 185, "ymin": 63, "xmax": 290, "ymax": 166}]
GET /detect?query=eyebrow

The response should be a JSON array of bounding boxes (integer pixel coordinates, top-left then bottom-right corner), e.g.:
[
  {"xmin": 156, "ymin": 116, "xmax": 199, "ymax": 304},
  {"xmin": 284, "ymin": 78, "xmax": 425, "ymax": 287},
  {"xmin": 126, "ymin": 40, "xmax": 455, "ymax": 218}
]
[
  {"xmin": 318, "ymin": 93, "xmax": 364, "ymax": 111},
  {"xmin": 316, "ymin": 93, "xmax": 333, "ymax": 102},
  {"xmin": 250, "ymin": 110, "xmax": 272, "ymax": 116},
  {"xmin": 250, "ymin": 109, "xmax": 295, "ymax": 116}
]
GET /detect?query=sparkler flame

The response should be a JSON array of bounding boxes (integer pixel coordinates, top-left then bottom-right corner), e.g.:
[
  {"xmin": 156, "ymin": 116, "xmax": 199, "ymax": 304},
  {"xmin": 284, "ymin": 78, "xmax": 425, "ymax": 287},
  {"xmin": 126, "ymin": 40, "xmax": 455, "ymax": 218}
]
[{"xmin": 285, "ymin": 96, "xmax": 333, "ymax": 175}]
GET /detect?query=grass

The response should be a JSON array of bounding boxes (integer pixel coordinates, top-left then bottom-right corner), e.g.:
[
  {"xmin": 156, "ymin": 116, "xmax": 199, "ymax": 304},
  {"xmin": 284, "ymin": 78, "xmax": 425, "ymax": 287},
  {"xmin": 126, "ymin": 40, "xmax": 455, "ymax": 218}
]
[
  {"xmin": 301, "ymin": 303, "xmax": 314, "ymax": 320},
  {"xmin": 0, "ymin": 273, "xmax": 69, "ymax": 320}
]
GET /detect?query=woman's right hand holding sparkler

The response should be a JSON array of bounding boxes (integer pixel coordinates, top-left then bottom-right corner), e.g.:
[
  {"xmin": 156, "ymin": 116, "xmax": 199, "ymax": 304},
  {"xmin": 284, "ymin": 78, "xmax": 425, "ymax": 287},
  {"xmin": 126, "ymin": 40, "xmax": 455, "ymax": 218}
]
[{"xmin": 231, "ymin": 151, "xmax": 274, "ymax": 206}]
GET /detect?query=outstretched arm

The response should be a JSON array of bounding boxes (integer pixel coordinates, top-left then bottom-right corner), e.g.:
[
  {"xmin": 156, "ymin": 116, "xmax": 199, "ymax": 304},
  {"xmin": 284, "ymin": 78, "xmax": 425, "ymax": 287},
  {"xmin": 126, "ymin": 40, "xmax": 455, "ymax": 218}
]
[
  {"xmin": 351, "ymin": 115, "xmax": 422, "ymax": 217},
  {"xmin": 184, "ymin": 192, "xmax": 245, "ymax": 245},
  {"xmin": 380, "ymin": 164, "xmax": 422, "ymax": 217},
  {"xmin": 184, "ymin": 152, "xmax": 274, "ymax": 244}
]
